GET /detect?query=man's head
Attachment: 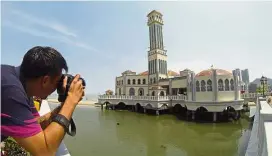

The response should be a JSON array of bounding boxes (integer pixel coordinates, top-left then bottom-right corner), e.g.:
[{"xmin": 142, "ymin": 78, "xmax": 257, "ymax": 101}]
[{"xmin": 20, "ymin": 46, "xmax": 68, "ymax": 99}]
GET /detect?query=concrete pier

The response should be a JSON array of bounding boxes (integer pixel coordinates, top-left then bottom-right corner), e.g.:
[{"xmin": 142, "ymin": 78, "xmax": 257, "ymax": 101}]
[
  {"xmin": 213, "ymin": 112, "xmax": 217, "ymax": 122},
  {"xmin": 192, "ymin": 111, "xmax": 195, "ymax": 120}
]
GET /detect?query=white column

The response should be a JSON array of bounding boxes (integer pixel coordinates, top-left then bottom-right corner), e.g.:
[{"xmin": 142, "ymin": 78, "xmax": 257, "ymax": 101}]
[
  {"xmin": 115, "ymin": 77, "xmax": 117, "ymax": 95},
  {"xmin": 212, "ymin": 69, "xmax": 218, "ymax": 102},
  {"xmin": 123, "ymin": 75, "xmax": 127, "ymax": 95},
  {"xmin": 186, "ymin": 74, "xmax": 190, "ymax": 100},
  {"xmin": 169, "ymin": 79, "xmax": 173, "ymax": 95},
  {"xmin": 156, "ymin": 110, "xmax": 160, "ymax": 116},
  {"xmin": 233, "ymin": 70, "xmax": 239, "ymax": 100},
  {"xmin": 191, "ymin": 72, "xmax": 196, "ymax": 101}
]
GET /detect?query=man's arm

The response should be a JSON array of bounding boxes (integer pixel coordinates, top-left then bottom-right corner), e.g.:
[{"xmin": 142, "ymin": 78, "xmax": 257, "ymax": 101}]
[
  {"xmin": 36, "ymin": 106, "xmax": 61, "ymax": 129},
  {"xmin": 2, "ymin": 88, "xmax": 77, "ymax": 156},
  {"xmin": 3, "ymin": 75, "xmax": 83, "ymax": 156},
  {"xmin": 13, "ymin": 98, "xmax": 76, "ymax": 156}
]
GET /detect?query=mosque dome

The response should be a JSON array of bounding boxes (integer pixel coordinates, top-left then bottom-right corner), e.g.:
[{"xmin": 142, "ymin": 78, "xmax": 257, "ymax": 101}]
[{"xmin": 196, "ymin": 69, "xmax": 232, "ymax": 77}]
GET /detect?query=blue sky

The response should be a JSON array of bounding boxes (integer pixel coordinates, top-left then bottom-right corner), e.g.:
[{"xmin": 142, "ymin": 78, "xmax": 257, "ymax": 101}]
[{"xmin": 2, "ymin": 1, "xmax": 272, "ymax": 94}]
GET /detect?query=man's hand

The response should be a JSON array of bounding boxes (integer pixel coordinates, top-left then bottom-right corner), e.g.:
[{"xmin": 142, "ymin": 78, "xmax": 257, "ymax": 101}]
[{"xmin": 66, "ymin": 74, "xmax": 85, "ymax": 105}]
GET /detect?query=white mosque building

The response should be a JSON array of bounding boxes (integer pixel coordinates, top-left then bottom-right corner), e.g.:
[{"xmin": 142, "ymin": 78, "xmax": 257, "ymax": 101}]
[{"xmin": 98, "ymin": 10, "xmax": 244, "ymax": 122}]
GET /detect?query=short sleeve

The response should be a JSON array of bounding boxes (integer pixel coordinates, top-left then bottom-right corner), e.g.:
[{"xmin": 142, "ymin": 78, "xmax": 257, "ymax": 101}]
[{"xmin": 1, "ymin": 85, "xmax": 42, "ymax": 138}]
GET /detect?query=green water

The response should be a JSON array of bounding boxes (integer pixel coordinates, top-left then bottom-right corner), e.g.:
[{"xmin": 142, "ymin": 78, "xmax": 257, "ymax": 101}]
[{"xmin": 50, "ymin": 104, "xmax": 251, "ymax": 156}]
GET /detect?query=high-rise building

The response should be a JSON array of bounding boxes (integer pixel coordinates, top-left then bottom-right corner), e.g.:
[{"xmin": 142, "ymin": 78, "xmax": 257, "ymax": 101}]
[
  {"xmin": 241, "ymin": 69, "xmax": 250, "ymax": 84},
  {"xmin": 232, "ymin": 68, "xmax": 250, "ymax": 93}
]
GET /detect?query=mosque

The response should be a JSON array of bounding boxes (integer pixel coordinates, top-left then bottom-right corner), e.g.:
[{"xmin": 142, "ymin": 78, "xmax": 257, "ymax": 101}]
[{"xmin": 98, "ymin": 10, "xmax": 244, "ymax": 122}]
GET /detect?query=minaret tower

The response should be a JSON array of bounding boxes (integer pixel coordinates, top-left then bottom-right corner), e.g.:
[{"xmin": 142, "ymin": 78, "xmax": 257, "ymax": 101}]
[{"xmin": 147, "ymin": 10, "xmax": 168, "ymax": 87}]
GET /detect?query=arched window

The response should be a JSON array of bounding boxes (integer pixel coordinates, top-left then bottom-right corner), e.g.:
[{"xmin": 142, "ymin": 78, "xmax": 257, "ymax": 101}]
[
  {"xmin": 225, "ymin": 79, "xmax": 230, "ymax": 91},
  {"xmin": 152, "ymin": 91, "xmax": 155, "ymax": 96},
  {"xmin": 143, "ymin": 79, "xmax": 146, "ymax": 84},
  {"xmin": 129, "ymin": 88, "xmax": 135, "ymax": 96},
  {"xmin": 201, "ymin": 80, "xmax": 206, "ymax": 92},
  {"xmin": 150, "ymin": 78, "xmax": 152, "ymax": 84},
  {"xmin": 230, "ymin": 79, "xmax": 234, "ymax": 91},
  {"xmin": 196, "ymin": 81, "xmax": 200, "ymax": 92},
  {"xmin": 133, "ymin": 79, "xmax": 136, "ymax": 84},
  {"xmin": 138, "ymin": 79, "xmax": 141, "ymax": 84},
  {"xmin": 218, "ymin": 79, "xmax": 224, "ymax": 91},
  {"xmin": 160, "ymin": 91, "xmax": 164, "ymax": 96},
  {"xmin": 138, "ymin": 88, "xmax": 144, "ymax": 96},
  {"xmin": 121, "ymin": 80, "xmax": 123, "ymax": 85},
  {"xmin": 207, "ymin": 79, "xmax": 212, "ymax": 91},
  {"xmin": 119, "ymin": 88, "xmax": 121, "ymax": 95},
  {"xmin": 127, "ymin": 79, "xmax": 131, "ymax": 85},
  {"xmin": 153, "ymin": 78, "xmax": 156, "ymax": 83}
]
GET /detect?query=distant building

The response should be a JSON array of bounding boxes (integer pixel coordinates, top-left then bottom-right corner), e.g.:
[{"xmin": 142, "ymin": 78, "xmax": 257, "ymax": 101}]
[
  {"xmin": 232, "ymin": 68, "xmax": 250, "ymax": 93},
  {"xmin": 241, "ymin": 69, "xmax": 250, "ymax": 84},
  {"xmin": 248, "ymin": 83, "xmax": 258, "ymax": 93}
]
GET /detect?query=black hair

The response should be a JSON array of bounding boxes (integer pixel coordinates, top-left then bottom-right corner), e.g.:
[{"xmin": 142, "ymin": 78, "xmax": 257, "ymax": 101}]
[{"xmin": 20, "ymin": 46, "xmax": 68, "ymax": 79}]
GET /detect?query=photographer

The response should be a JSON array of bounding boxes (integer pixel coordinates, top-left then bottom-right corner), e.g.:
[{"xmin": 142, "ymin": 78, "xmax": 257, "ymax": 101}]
[{"xmin": 1, "ymin": 46, "xmax": 85, "ymax": 156}]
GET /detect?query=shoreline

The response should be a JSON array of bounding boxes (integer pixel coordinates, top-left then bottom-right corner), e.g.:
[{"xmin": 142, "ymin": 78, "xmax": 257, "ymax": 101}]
[{"xmin": 47, "ymin": 99, "xmax": 100, "ymax": 107}]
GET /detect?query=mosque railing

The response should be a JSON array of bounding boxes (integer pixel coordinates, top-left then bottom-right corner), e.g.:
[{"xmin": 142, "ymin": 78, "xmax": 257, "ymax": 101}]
[
  {"xmin": 98, "ymin": 95, "xmax": 187, "ymax": 101},
  {"xmin": 241, "ymin": 93, "xmax": 271, "ymax": 99}
]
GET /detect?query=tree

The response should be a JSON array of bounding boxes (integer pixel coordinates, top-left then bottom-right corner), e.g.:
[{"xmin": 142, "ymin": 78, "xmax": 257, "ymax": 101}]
[{"xmin": 256, "ymin": 84, "xmax": 269, "ymax": 94}]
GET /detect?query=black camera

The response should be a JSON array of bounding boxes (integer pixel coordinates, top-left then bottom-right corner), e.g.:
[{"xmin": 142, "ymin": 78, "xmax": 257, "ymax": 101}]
[
  {"xmin": 57, "ymin": 74, "xmax": 86, "ymax": 103},
  {"xmin": 56, "ymin": 74, "xmax": 86, "ymax": 137}
]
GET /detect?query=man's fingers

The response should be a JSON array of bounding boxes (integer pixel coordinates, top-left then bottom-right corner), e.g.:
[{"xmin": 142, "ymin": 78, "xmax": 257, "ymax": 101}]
[
  {"xmin": 62, "ymin": 76, "xmax": 68, "ymax": 89},
  {"xmin": 72, "ymin": 74, "xmax": 80, "ymax": 83}
]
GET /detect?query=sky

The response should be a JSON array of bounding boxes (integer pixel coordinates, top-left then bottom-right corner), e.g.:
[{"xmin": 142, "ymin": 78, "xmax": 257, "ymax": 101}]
[{"xmin": 1, "ymin": 1, "xmax": 272, "ymax": 94}]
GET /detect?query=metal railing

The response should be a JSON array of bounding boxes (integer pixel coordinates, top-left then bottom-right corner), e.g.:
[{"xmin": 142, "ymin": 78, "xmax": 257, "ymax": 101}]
[
  {"xmin": 241, "ymin": 93, "xmax": 271, "ymax": 99},
  {"xmin": 98, "ymin": 95, "xmax": 187, "ymax": 101},
  {"xmin": 98, "ymin": 93, "xmax": 270, "ymax": 101}
]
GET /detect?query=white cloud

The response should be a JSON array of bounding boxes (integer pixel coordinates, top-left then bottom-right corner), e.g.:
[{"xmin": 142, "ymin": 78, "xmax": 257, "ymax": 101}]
[
  {"xmin": 10, "ymin": 9, "xmax": 77, "ymax": 38},
  {"xmin": 2, "ymin": 7, "xmax": 97, "ymax": 52}
]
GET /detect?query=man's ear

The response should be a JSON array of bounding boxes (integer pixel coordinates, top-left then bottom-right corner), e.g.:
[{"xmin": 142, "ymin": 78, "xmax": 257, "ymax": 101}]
[{"xmin": 41, "ymin": 76, "xmax": 50, "ymax": 87}]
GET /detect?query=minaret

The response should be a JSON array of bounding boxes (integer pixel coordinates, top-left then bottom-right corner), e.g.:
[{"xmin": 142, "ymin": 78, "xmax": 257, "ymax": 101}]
[{"xmin": 147, "ymin": 10, "xmax": 168, "ymax": 88}]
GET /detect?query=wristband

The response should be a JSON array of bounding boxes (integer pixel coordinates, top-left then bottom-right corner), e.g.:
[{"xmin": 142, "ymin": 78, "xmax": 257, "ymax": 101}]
[{"xmin": 52, "ymin": 114, "xmax": 70, "ymax": 133}]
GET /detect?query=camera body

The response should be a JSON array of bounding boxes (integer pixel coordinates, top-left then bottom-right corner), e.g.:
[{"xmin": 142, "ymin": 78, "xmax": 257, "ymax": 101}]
[
  {"xmin": 57, "ymin": 74, "xmax": 86, "ymax": 103},
  {"xmin": 55, "ymin": 74, "xmax": 86, "ymax": 137}
]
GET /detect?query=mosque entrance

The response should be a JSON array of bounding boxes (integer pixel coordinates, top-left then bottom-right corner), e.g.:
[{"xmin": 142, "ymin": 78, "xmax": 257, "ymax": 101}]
[
  {"xmin": 172, "ymin": 88, "xmax": 187, "ymax": 95},
  {"xmin": 161, "ymin": 85, "xmax": 169, "ymax": 95},
  {"xmin": 179, "ymin": 88, "xmax": 187, "ymax": 95}
]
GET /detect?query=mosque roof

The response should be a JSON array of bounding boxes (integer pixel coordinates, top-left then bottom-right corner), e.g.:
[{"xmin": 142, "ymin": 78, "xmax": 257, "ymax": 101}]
[
  {"xmin": 138, "ymin": 70, "xmax": 179, "ymax": 76},
  {"xmin": 196, "ymin": 68, "xmax": 232, "ymax": 77}
]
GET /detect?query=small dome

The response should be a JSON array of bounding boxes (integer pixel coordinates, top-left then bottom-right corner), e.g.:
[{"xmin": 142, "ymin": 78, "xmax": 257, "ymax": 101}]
[
  {"xmin": 137, "ymin": 70, "xmax": 179, "ymax": 76},
  {"xmin": 196, "ymin": 69, "xmax": 232, "ymax": 77},
  {"xmin": 168, "ymin": 70, "xmax": 179, "ymax": 76},
  {"xmin": 138, "ymin": 71, "xmax": 148, "ymax": 76}
]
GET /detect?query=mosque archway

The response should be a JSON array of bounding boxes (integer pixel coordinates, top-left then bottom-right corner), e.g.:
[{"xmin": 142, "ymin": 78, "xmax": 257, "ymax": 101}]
[
  {"xmin": 129, "ymin": 88, "xmax": 135, "ymax": 96},
  {"xmin": 159, "ymin": 91, "xmax": 165, "ymax": 96}
]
